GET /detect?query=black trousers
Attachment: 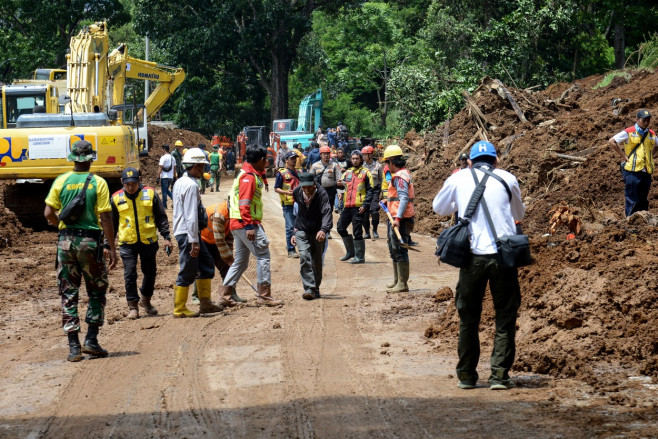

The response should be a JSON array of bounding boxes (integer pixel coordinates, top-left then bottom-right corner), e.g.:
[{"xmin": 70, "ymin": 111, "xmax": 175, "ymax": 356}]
[
  {"xmin": 119, "ymin": 242, "xmax": 159, "ymax": 303},
  {"xmin": 337, "ymin": 206, "xmax": 366, "ymax": 241},
  {"xmin": 207, "ymin": 243, "xmax": 231, "ymax": 280},
  {"xmin": 363, "ymin": 198, "xmax": 380, "ymax": 232}
]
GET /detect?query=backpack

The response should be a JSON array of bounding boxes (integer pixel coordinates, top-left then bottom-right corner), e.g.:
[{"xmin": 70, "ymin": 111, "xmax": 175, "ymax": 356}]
[{"xmin": 58, "ymin": 173, "xmax": 94, "ymax": 225}]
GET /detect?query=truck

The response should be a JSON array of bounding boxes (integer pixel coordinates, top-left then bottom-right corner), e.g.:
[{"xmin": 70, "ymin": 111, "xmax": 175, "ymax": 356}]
[
  {"xmin": 0, "ymin": 22, "xmax": 185, "ymax": 227},
  {"xmin": 271, "ymin": 89, "xmax": 322, "ymax": 150}
]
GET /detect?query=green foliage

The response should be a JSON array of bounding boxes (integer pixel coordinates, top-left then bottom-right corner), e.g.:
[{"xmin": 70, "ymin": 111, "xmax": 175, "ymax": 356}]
[
  {"xmin": 638, "ymin": 33, "xmax": 658, "ymax": 70},
  {"xmin": 593, "ymin": 71, "xmax": 632, "ymax": 89}
]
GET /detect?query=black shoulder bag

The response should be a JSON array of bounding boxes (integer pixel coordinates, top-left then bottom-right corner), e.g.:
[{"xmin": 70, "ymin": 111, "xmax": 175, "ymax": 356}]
[
  {"xmin": 435, "ymin": 172, "xmax": 490, "ymax": 267},
  {"xmin": 59, "ymin": 173, "xmax": 94, "ymax": 225},
  {"xmin": 473, "ymin": 169, "xmax": 532, "ymax": 268}
]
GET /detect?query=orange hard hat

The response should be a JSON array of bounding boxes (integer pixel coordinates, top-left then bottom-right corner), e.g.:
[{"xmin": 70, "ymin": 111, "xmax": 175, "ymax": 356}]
[
  {"xmin": 203, "ymin": 172, "xmax": 211, "ymax": 180},
  {"xmin": 361, "ymin": 145, "xmax": 374, "ymax": 154},
  {"xmin": 320, "ymin": 146, "xmax": 331, "ymax": 153}
]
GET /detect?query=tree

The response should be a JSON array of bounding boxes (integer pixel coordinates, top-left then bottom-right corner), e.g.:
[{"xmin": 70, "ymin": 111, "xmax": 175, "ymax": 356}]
[
  {"xmin": 0, "ymin": 0, "xmax": 129, "ymax": 81},
  {"xmin": 134, "ymin": 0, "xmax": 355, "ymax": 123}
]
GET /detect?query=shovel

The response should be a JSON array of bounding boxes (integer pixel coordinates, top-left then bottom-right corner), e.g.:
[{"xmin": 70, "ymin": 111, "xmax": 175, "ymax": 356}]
[
  {"xmin": 379, "ymin": 201, "xmax": 421, "ymax": 252},
  {"xmin": 241, "ymin": 273, "xmax": 260, "ymax": 294}
]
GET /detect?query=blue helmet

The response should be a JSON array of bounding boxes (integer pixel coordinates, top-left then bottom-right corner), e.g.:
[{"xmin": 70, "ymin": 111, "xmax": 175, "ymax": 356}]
[{"xmin": 470, "ymin": 141, "xmax": 497, "ymax": 159}]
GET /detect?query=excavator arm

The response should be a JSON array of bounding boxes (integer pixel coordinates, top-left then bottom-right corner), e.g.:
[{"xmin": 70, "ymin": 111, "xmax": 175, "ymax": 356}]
[{"xmin": 108, "ymin": 46, "xmax": 185, "ymax": 122}]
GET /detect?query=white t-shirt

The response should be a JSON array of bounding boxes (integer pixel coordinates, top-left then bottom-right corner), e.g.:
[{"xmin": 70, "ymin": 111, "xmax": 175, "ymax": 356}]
[
  {"xmin": 159, "ymin": 153, "xmax": 175, "ymax": 179},
  {"xmin": 433, "ymin": 166, "xmax": 525, "ymax": 255}
]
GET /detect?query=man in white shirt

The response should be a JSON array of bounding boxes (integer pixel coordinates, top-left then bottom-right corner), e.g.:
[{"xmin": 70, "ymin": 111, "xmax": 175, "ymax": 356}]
[
  {"xmin": 433, "ymin": 140, "xmax": 525, "ymax": 391},
  {"xmin": 158, "ymin": 144, "xmax": 175, "ymax": 209},
  {"xmin": 275, "ymin": 140, "xmax": 290, "ymax": 169},
  {"xmin": 172, "ymin": 148, "xmax": 223, "ymax": 318}
]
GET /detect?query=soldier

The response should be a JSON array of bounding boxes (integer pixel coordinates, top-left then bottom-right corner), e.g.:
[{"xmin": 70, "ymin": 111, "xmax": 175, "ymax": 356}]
[
  {"xmin": 171, "ymin": 140, "xmax": 184, "ymax": 180},
  {"xmin": 44, "ymin": 140, "xmax": 117, "ymax": 362},
  {"xmin": 209, "ymin": 144, "xmax": 223, "ymax": 192}
]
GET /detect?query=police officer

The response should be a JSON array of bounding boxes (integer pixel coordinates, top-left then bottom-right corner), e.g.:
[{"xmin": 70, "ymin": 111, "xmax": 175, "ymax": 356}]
[
  {"xmin": 110, "ymin": 167, "xmax": 172, "ymax": 319},
  {"xmin": 44, "ymin": 140, "xmax": 117, "ymax": 362}
]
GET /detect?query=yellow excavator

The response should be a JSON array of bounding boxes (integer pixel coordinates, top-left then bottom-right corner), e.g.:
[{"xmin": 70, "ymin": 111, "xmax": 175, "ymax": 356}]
[{"xmin": 0, "ymin": 21, "xmax": 185, "ymax": 227}]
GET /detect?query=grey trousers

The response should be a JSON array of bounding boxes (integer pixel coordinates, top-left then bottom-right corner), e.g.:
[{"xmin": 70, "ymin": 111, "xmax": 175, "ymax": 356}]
[
  {"xmin": 295, "ymin": 230, "xmax": 323, "ymax": 293},
  {"xmin": 223, "ymin": 226, "xmax": 271, "ymax": 287}
]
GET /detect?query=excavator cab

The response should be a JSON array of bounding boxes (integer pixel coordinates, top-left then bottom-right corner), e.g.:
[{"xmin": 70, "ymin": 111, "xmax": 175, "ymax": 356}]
[{"xmin": 1, "ymin": 84, "xmax": 59, "ymax": 129}]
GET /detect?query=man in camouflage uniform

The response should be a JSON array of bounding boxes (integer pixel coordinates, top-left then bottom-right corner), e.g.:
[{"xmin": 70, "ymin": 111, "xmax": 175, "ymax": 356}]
[{"xmin": 44, "ymin": 140, "xmax": 117, "ymax": 362}]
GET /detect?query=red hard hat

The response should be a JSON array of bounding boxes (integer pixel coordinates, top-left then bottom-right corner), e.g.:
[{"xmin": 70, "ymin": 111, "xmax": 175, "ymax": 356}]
[
  {"xmin": 320, "ymin": 146, "xmax": 331, "ymax": 153},
  {"xmin": 361, "ymin": 145, "xmax": 374, "ymax": 154}
]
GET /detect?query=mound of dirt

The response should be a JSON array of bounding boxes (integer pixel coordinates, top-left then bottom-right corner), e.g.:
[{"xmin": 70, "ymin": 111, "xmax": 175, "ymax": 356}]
[
  {"xmin": 0, "ymin": 182, "xmax": 28, "ymax": 248},
  {"xmin": 140, "ymin": 124, "xmax": 211, "ymax": 187},
  {"xmin": 414, "ymin": 69, "xmax": 658, "ymax": 384}
]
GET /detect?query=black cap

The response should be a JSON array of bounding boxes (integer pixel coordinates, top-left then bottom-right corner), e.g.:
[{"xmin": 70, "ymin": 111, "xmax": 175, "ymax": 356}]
[
  {"xmin": 285, "ymin": 150, "xmax": 298, "ymax": 160},
  {"xmin": 637, "ymin": 109, "xmax": 651, "ymax": 119},
  {"xmin": 122, "ymin": 167, "xmax": 140, "ymax": 183},
  {"xmin": 299, "ymin": 172, "xmax": 315, "ymax": 187}
]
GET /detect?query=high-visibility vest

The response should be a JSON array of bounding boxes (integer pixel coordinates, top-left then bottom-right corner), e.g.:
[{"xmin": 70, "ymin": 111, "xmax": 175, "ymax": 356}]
[
  {"xmin": 343, "ymin": 166, "xmax": 373, "ymax": 208},
  {"xmin": 277, "ymin": 168, "xmax": 299, "ymax": 205},
  {"xmin": 387, "ymin": 169, "xmax": 415, "ymax": 218},
  {"xmin": 623, "ymin": 127, "xmax": 656, "ymax": 173},
  {"xmin": 381, "ymin": 165, "xmax": 392, "ymax": 199},
  {"xmin": 112, "ymin": 187, "xmax": 159, "ymax": 245},
  {"xmin": 200, "ymin": 202, "xmax": 230, "ymax": 245},
  {"xmin": 229, "ymin": 169, "xmax": 263, "ymax": 222}
]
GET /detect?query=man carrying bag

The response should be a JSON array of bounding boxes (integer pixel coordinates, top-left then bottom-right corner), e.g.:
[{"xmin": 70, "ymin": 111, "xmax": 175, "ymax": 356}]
[{"xmin": 432, "ymin": 141, "xmax": 525, "ymax": 391}]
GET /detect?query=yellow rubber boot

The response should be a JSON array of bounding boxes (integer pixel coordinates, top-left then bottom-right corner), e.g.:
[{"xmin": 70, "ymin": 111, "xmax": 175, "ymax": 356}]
[
  {"xmin": 196, "ymin": 279, "xmax": 223, "ymax": 314},
  {"xmin": 173, "ymin": 285, "xmax": 200, "ymax": 318}
]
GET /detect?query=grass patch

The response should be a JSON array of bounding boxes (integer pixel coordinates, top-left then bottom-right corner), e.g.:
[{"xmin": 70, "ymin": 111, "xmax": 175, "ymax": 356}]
[{"xmin": 593, "ymin": 71, "xmax": 632, "ymax": 89}]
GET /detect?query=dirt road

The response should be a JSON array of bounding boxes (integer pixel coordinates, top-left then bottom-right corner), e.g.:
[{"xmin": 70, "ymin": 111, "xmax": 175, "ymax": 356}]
[{"xmin": 0, "ymin": 179, "xmax": 656, "ymax": 438}]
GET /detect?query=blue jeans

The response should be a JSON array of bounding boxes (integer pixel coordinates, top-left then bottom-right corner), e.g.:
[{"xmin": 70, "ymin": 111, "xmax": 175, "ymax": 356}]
[
  {"xmin": 623, "ymin": 170, "xmax": 651, "ymax": 217},
  {"xmin": 160, "ymin": 178, "xmax": 173, "ymax": 208},
  {"xmin": 282, "ymin": 205, "xmax": 296, "ymax": 251}
]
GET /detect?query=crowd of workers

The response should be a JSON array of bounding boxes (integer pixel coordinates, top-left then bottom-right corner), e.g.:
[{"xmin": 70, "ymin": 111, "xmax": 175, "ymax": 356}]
[{"xmin": 44, "ymin": 109, "xmax": 655, "ymax": 390}]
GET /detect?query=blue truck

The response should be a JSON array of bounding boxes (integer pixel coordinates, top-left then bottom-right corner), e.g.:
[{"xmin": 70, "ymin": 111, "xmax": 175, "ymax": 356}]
[{"xmin": 272, "ymin": 89, "xmax": 322, "ymax": 150}]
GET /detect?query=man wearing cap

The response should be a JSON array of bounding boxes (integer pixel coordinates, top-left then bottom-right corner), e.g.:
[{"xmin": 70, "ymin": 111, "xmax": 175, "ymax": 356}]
[
  {"xmin": 433, "ymin": 140, "xmax": 525, "ymax": 391},
  {"xmin": 275, "ymin": 150, "xmax": 301, "ymax": 258},
  {"xmin": 453, "ymin": 152, "xmax": 470, "ymax": 174},
  {"xmin": 172, "ymin": 147, "xmax": 224, "ymax": 318},
  {"xmin": 44, "ymin": 140, "xmax": 117, "ymax": 362},
  {"xmin": 337, "ymin": 150, "xmax": 376, "ymax": 264},
  {"xmin": 275, "ymin": 140, "xmax": 290, "ymax": 169},
  {"xmin": 209, "ymin": 145, "xmax": 223, "ymax": 192},
  {"xmin": 291, "ymin": 173, "xmax": 333, "ymax": 299},
  {"xmin": 110, "ymin": 167, "xmax": 172, "ymax": 319},
  {"xmin": 158, "ymin": 144, "xmax": 175, "ymax": 209},
  {"xmin": 362, "ymin": 145, "xmax": 383, "ymax": 239},
  {"xmin": 609, "ymin": 109, "xmax": 658, "ymax": 217}
]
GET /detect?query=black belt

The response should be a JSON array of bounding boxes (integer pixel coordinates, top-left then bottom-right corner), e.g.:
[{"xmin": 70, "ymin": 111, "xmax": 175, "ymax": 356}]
[
  {"xmin": 388, "ymin": 197, "xmax": 415, "ymax": 202},
  {"xmin": 59, "ymin": 228, "xmax": 102, "ymax": 239}
]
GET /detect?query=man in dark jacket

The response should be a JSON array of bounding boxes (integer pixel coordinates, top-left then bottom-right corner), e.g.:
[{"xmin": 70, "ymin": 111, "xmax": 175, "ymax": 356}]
[
  {"xmin": 305, "ymin": 141, "xmax": 321, "ymax": 171},
  {"xmin": 291, "ymin": 172, "xmax": 333, "ymax": 300}
]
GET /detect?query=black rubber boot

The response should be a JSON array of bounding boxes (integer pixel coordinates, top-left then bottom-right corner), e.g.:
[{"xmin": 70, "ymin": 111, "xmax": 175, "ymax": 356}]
[
  {"xmin": 340, "ymin": 236, "xmax": 355, "ymax": 261},
  {"xmin": 67, "ymin": 332, "xmax": 83, "ymax": 362},
  {"xmin": 82, "ymin": 325, "xmax": 109, "ymax": 358}
]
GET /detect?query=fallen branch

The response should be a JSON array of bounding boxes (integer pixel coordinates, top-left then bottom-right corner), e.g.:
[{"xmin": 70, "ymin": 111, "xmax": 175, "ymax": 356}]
[
  {"xmin": 455, "ymin": 129, "xmax": 482, "ymax": 162},
  {"xmin": 442, "ymin": 118, "xmax": 450, "ymax": 149},
  {"xmin": 551, "ymin": 152, "xmax": 587, "ymax": 162}
]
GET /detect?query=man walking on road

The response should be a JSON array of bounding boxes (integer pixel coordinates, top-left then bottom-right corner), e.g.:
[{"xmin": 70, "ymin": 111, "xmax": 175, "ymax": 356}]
[
  {"xmin": 172, "ymin": 147, "xmax": 224, "ymax": 318},
  {"xmin": 337, "ymin": 150, "xmax": 375, "ymax": 264},
  {"xmin": 223, "ymin": 146, "xmax": 284, "ymax": 306},
  {"xmin": 291, "ymin": 173, "xmax": 333, "ymax": 300},
  {"xmin": 433, "ymin": 141, "xmax": 525, "ymax": 390},
  {"xmin": 44, "ymin": 140, "xmax": 117, "ymax": 362},
  {"xmin": 382, "ymin": 145, "xmax": 415, "ymax": 293},
  {"xmin": 110, "ymin": 167, "xmax": 172, "ymax": 319},
  {"xmin": 209, "ymin": 145, "xmax": 223, "ymax": 192},
  {"xmin": 158, "ymin": 144, "xmax": 175, "ymax": 209},
  {"xmin": 274, "ymin": 151, "xmax": 301, "ymax": 258},
  {"xmin": 361, "ymin": 145, "xmax": 383, "ymax": 239},
  {"xmin": 609, "ymin": 109, "xmax": 657, "ymax": 217}
]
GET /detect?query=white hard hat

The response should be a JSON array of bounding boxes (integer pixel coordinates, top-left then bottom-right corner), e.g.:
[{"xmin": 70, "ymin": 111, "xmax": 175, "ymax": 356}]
[{"xmin": 182, "ymin": 147, "xmax": 209, "ymax": 165}]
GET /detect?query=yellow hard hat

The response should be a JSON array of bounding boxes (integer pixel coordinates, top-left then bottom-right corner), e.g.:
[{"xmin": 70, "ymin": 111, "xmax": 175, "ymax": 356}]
[
  {"xmin": 183, "ymin": 148, "xmax": 188, "ymax": 155},
  {"xmin": 175, "ymin": 140, "xmax": 183, "ymax": 147},
  {"xmin": 383, "ymin": 144, "xmax": 403, "ymax": 160},
  {"xmin": 203, "ymin": 172, "xmax": 211, "ymax": 180}
]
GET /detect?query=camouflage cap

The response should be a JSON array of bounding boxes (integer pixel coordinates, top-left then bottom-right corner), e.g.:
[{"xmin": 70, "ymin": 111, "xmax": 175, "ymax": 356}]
[{"xmin": 68, "ymin": 140, "xmax": 96, "ymax": 162}]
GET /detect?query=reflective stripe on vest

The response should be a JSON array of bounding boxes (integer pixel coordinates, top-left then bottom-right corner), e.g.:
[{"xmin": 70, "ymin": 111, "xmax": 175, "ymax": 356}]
[
  {"xmin": 112, "ymin": 187, "xmax": 158, "ymax": 245},
  {"xmin": 344, "ymin": 167, "xmax": 370, "ymax": 208},
  {"xmin": 229, "ymin": 170, "xmax": 263, "ymax": 221},
  {"xmin": 624, "ymin": 127, "xmax": 656, "ymax": 173},
  {"xmin": 277, "ymin": 168, "xmax": 298, "ymax": 205},
  {"xmin": 387, "ymin": 169, "xmax": 415, "ymax": 218}
]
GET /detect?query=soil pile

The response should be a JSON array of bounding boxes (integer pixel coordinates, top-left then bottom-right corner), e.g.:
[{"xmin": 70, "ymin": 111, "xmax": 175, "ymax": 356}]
[
  {"xmin": 413, "ymin": 69, "xmax": 658, "ymax": 385},
  {"xmin": 140, "ymin": 124, "xmax": 211, "ymax": 186},
  {"xmin": 0, "ymin": 182, "xmax": 27, "ymax": 248}
]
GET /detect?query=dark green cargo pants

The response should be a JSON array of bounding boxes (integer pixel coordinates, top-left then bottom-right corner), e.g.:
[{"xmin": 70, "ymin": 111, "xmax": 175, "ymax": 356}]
[{"xmin": 455, "ymin": 254, "xmax": 521, "ymax": 386}]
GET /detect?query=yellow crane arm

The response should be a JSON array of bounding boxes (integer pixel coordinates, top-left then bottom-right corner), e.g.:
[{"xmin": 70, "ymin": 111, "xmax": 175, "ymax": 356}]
[{"xmin": 108, "ymin": 50, "xmax": 185, "ymax": 121}]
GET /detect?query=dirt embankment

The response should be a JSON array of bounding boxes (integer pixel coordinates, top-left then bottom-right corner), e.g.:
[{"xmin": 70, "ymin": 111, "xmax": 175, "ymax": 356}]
[{"xmin": 409, "ymin": 69, "xmax": 658, "ymax": 387}]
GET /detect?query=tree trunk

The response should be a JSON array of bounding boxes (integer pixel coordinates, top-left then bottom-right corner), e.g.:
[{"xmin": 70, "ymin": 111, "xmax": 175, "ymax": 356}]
[
  {"xmin": 614, "ymin": 22, "xmax": 625, "ymax": 69},
  {"xmin": 270, "ymin": 47, "xmax": 290, "ymax": 122}
]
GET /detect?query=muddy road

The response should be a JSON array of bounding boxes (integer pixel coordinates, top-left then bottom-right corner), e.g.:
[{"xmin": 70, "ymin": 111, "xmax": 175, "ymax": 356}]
[{"xmin": 0, "ymin": 179, "xmax": 656, "ymax": 438}]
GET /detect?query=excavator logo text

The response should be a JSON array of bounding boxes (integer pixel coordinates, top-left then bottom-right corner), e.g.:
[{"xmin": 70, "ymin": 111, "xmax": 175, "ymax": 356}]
[{"xmin": 137, "ymin": 73, "xmax": 160, "ymax": 80}]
